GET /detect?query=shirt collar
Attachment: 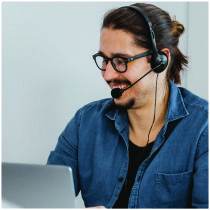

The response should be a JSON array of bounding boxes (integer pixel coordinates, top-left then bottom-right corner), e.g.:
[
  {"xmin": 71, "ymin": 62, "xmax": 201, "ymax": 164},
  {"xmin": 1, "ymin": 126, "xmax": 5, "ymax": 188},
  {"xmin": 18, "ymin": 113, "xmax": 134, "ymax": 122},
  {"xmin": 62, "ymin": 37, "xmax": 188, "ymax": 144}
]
[{"xmin": 166, "ymin": 80, "xmax": 189, "ymax": 122}]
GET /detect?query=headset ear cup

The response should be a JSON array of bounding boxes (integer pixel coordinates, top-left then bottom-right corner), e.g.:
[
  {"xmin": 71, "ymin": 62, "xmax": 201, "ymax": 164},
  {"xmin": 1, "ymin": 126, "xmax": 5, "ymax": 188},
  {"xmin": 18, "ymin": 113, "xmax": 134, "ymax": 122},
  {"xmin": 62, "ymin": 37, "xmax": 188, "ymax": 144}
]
[{"xmin": 151, "ymin": 51, "xmax": 168, "ymax": 73}]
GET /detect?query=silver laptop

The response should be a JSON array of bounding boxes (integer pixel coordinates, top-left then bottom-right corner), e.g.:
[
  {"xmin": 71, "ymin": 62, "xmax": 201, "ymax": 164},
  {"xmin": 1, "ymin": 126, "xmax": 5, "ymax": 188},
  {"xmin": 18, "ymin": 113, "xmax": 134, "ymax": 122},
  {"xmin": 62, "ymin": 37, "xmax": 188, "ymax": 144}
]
[{"xmin": 2, "ymin": 162, "xmax": 76, "ymax": 208}]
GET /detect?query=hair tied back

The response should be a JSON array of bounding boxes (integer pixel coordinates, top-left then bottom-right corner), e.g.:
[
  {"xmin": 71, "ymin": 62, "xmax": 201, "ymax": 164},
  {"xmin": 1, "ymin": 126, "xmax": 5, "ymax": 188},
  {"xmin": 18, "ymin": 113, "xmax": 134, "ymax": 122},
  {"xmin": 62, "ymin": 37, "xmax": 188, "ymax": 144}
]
[{"xmin": 172, "ymin": 15, "xmax": 185, "ymax": 37}]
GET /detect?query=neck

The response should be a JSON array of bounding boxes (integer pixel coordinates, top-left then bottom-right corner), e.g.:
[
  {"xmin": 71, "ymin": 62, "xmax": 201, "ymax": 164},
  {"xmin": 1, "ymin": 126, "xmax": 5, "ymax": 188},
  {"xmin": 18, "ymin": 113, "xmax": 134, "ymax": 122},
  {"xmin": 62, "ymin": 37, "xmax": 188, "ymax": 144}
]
[{"xmin": 127, "ymin": 79, "xmax": 169, "ymax": 146}]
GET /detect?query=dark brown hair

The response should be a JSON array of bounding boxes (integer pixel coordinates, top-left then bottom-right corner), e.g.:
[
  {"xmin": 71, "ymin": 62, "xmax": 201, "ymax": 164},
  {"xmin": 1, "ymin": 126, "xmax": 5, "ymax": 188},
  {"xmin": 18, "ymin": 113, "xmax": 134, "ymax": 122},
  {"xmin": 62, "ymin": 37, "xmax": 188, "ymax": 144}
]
[{"xmin": 102, "ymin": 3, "xmax": 188, "ymax": 84}]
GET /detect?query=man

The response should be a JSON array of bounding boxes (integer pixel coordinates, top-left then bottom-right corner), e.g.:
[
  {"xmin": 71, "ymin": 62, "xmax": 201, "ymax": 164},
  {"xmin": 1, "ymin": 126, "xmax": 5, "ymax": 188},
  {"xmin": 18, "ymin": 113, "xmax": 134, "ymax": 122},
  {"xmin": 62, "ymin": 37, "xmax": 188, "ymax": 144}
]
[{"xmin": 47, "ymin": 3, "xmax": 208, "ymax": 208}]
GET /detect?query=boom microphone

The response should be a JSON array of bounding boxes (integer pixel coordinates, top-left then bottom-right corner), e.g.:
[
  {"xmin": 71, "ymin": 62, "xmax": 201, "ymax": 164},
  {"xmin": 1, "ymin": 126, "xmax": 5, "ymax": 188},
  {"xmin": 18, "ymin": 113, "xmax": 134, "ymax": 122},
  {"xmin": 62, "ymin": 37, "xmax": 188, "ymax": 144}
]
[{"xmin": 111, "ymin": 63, "xmax": 162, "ymax": 98}]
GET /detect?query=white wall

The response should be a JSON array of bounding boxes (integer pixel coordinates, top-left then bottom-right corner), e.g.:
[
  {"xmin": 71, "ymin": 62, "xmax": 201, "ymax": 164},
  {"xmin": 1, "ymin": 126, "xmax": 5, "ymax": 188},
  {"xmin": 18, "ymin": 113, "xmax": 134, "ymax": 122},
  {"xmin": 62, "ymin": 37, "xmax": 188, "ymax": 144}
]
[
  {"xmin": 2, "ymin": 2, "xmax": 129, "ymax": 164},
  {"xmin": 187, "ymin": 2, "xmax": 208, "ymax": 99},
  {"xmin": 2, "ymin": 1, "xmax": 208, "ymax": 207}
]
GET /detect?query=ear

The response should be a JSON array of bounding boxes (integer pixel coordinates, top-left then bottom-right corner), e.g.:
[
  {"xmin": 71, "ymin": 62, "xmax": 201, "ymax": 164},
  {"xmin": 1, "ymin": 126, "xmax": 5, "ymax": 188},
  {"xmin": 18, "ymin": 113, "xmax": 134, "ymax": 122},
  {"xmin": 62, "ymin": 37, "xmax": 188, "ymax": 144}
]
[{"xmin": 161, "ymin": 48, "xmax": 170, "ymax": 61}]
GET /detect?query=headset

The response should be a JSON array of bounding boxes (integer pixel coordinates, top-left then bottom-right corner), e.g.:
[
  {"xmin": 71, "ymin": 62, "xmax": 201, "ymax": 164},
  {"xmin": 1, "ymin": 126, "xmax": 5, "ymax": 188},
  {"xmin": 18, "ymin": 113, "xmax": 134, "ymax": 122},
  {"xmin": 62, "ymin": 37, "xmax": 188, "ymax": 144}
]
[
  {"xmin": 126, "ymin": 6, "xmax": 168, "ymax": 73},
  {"xmin": 111, "ymin": 5, "xmax": 169, "ymax": 99}
]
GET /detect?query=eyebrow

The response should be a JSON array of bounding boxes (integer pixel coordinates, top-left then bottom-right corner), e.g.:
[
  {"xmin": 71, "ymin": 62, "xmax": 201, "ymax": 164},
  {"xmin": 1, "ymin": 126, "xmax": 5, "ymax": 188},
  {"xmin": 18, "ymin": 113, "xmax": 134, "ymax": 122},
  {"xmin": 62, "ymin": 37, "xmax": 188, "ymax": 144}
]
[{"xmin": 98, "ymin": 50, "xmax": 132, "ymax": 58}]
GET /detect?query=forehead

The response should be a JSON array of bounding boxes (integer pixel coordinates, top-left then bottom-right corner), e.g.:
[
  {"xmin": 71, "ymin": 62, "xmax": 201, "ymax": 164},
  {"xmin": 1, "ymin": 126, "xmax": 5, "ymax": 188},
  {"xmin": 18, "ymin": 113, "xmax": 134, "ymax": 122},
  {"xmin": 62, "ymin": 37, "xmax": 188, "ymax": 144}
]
[{"xmin": 99, "ymin": 28, "xmax": 144, "ymax": 57}]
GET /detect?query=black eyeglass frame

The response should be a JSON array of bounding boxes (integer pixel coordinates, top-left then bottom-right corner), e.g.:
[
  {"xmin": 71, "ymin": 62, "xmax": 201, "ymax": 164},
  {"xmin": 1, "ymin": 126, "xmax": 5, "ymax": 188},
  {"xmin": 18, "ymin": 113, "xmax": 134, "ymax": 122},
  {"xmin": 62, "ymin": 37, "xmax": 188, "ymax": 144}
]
[{"xmin": 92, "ymin": 50, "xmax": 153, "ymax": 73}]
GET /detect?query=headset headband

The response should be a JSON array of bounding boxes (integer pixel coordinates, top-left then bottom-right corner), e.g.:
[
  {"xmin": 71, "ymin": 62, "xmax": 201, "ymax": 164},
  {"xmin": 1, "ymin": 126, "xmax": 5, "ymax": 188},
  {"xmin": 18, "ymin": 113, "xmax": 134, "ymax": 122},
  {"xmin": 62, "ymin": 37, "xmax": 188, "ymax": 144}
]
[
  {"xmin": 125, "ymin": 5, "xmax": 168, "ymax": 73},
  {"xmin": 126, "ymin": 6, "xmax": 159, "ymax": 58}
]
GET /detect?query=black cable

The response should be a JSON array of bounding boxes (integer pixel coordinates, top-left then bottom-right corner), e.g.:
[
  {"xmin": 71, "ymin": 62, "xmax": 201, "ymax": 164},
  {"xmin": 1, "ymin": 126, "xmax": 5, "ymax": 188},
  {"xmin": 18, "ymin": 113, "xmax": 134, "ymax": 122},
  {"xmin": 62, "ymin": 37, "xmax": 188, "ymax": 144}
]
[{"xmin": 146, "ymin": 73, "xmax": 159, "ymax": 146}]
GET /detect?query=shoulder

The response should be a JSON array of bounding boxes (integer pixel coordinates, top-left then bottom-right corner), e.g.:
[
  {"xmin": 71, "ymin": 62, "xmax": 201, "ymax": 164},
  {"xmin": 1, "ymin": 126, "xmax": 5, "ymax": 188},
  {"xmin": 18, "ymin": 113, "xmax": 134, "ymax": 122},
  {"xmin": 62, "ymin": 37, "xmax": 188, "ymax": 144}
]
[
  {"xmin": 179, "ymin": 87, "xmax": 208, "ymax": 112},
  {"xmin": 63, "ymin": 98, "xmax": 114, "ymax": 136},
  {"xmin": 178, "ymin": 87, "xmax": 208, "ymax": 135},
  {"xmin": 76, "ymin": 98, "xmax": 115, "ymax": 118},
  {"xmin": 81, "ymin": 98, "xmax": 114, "ymax": 111}
]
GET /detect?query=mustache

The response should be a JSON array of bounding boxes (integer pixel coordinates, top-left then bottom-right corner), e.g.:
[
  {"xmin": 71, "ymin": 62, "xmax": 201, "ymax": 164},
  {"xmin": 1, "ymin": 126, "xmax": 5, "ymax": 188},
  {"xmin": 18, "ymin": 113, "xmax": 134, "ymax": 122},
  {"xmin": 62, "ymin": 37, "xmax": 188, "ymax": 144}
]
[{"xmin": 107, "ymin": 80, "xmax": 131, "ymax": 86}]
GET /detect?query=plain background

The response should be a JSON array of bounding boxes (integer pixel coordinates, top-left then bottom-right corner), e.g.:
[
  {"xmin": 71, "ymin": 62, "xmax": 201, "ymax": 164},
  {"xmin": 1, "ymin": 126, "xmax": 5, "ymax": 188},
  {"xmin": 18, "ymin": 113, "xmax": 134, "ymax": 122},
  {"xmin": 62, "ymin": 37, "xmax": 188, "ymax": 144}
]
[{"xmin": 2, "ymin": 1, "xmax": 208, "ymax": 207}]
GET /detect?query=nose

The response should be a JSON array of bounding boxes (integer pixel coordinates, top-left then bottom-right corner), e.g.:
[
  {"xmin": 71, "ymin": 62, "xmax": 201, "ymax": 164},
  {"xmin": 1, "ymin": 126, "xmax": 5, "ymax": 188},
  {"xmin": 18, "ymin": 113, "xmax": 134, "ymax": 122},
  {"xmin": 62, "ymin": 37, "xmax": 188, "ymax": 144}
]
[{"xmin": 102, "ymin": 60, "xmax": 120, "ymax": 82}]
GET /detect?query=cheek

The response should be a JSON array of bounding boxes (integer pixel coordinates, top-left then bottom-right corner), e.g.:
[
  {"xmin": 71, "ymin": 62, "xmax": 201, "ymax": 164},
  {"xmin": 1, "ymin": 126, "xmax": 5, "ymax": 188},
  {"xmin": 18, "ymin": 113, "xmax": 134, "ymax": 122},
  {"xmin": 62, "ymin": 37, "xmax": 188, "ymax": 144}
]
[
  {"xmin": 133, "ymin": 71, "xmax": 157, "ymax": 93},
  {"xmin": 128, "ymin": 58, "xmax": 151, "ymax": 77}
]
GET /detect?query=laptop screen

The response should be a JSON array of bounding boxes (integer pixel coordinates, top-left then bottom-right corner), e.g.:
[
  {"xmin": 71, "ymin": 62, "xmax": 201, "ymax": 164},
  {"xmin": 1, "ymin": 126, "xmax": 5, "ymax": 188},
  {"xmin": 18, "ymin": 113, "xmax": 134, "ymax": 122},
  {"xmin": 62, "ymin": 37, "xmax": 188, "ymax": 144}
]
[{"xmin": 2, "ymin": 162, "xmax": 76, "ymax": 208}]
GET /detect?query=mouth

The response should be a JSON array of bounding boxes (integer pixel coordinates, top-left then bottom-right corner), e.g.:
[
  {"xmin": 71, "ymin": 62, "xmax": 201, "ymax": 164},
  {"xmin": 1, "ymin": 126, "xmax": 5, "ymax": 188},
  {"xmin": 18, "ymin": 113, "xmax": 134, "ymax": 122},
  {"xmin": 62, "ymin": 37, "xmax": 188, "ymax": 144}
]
[{"xmin": 108, "ymin": 80, "xmax": 131, "ymax": 91}]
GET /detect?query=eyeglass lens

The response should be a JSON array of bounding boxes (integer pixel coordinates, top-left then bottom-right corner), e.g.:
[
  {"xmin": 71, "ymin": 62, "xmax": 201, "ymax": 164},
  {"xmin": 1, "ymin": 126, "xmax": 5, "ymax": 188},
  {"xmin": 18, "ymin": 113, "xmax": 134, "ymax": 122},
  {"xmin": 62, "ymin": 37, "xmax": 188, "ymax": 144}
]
[{"xmin": 95, "ymin": 56, "xmax": 126, "ymax": 72}]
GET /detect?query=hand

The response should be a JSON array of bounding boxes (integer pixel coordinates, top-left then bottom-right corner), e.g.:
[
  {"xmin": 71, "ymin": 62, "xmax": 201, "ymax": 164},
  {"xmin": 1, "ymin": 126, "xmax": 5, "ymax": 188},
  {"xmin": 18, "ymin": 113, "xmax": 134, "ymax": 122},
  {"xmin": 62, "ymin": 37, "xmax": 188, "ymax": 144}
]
[{"xmin": 87, "ymin": 206, "xmax": 106, "ymax": 209}]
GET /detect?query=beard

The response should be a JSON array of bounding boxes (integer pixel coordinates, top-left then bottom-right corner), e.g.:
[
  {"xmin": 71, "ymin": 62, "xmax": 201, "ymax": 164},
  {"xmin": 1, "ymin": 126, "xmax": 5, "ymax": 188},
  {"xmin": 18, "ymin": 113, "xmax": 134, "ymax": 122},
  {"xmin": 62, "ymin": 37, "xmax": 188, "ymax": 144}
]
[{"xmin": 113, "ymin": 98, "xmax": 135, "ymax": 110}]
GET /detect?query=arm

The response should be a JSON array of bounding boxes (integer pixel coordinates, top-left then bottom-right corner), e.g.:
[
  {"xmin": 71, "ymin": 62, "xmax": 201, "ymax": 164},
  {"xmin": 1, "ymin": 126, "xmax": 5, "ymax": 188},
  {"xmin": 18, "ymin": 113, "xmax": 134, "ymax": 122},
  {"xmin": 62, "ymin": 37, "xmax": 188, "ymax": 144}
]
[{"xmin": 47, "ymin": 109, "xmax": 82, "ymax": 196}]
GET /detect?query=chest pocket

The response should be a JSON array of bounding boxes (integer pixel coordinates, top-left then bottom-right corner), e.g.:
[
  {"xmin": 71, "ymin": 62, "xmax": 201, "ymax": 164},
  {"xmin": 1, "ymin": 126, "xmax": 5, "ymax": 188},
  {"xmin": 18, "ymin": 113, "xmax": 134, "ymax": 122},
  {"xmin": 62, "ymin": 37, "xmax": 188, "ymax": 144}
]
[{"xmin": 153, "ymin": 171, "xmax": 193, "ymax": 208}]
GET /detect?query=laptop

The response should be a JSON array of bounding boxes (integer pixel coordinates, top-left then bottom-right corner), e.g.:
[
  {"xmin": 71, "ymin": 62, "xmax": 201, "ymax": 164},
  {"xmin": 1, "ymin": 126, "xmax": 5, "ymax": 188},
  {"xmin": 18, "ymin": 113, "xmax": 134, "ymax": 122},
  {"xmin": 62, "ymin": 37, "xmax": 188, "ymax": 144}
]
[{"xmin": 2, "ymin": 162, "xmax": 76, "ymax": 208}]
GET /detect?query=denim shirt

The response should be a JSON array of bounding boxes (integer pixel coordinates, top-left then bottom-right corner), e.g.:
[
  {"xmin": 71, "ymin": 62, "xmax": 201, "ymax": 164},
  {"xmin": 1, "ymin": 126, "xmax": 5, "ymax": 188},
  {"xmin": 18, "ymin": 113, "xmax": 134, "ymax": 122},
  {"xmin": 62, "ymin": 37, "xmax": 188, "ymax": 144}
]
[{"xmin": 47, "ymin": 80, "xmax": 208, "ymax": 208}]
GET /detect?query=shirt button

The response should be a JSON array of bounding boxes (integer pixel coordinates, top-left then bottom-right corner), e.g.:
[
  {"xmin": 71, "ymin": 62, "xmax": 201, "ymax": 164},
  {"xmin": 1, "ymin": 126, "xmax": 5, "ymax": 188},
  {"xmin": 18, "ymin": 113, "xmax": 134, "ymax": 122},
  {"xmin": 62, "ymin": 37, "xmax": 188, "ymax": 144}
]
[{"xmin": 118, "ymin": 177, "xmax": 124, "ymax": 182}]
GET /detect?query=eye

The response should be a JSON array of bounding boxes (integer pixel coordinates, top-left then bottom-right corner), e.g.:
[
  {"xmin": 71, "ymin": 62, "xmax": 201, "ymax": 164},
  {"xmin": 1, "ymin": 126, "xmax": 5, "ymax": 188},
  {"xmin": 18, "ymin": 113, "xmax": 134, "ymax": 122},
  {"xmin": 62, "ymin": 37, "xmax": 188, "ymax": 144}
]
[
  {"xmin": 113, "ymin": 57, "xmax": 125, "ymax": 65},
  {"xmin": 113, "ymin": 57, "xmax": 126, "ymax": 72}
]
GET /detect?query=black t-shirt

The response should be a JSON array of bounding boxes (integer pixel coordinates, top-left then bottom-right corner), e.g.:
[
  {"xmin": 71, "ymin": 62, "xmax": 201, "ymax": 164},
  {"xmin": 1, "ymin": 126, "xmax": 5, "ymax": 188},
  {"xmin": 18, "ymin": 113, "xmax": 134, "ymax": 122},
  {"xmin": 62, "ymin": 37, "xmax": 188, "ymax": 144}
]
[{"xmin": 113, "ymin": 140, "xmax": 154, "ymax": 208}]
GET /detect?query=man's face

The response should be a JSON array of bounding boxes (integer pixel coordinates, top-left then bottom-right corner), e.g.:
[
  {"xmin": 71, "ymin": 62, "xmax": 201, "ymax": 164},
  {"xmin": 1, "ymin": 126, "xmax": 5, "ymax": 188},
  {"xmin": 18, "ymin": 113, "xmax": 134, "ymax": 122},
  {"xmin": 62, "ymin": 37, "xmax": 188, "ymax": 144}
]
[{"xmin": 99, "ymin": 28, "xmax": 159, "ymax": 109}]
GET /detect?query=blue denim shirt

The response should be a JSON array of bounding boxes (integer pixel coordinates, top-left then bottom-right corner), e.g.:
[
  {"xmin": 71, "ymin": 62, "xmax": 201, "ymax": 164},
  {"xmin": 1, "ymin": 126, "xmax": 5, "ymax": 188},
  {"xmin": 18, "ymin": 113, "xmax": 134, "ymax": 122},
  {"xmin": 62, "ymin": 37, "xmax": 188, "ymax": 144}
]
[{"xmin": 47, "ymin": 80, "xmax": 208, "ymax": 208}]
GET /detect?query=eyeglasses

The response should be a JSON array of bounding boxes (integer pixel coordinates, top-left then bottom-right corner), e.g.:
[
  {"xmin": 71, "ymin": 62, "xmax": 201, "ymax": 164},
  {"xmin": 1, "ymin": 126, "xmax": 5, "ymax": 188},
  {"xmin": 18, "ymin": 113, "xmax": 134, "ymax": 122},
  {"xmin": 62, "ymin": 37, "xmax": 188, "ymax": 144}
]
[{"xmin": 92, "ymin": 50, "xmax": 153, "ymax": 73}]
